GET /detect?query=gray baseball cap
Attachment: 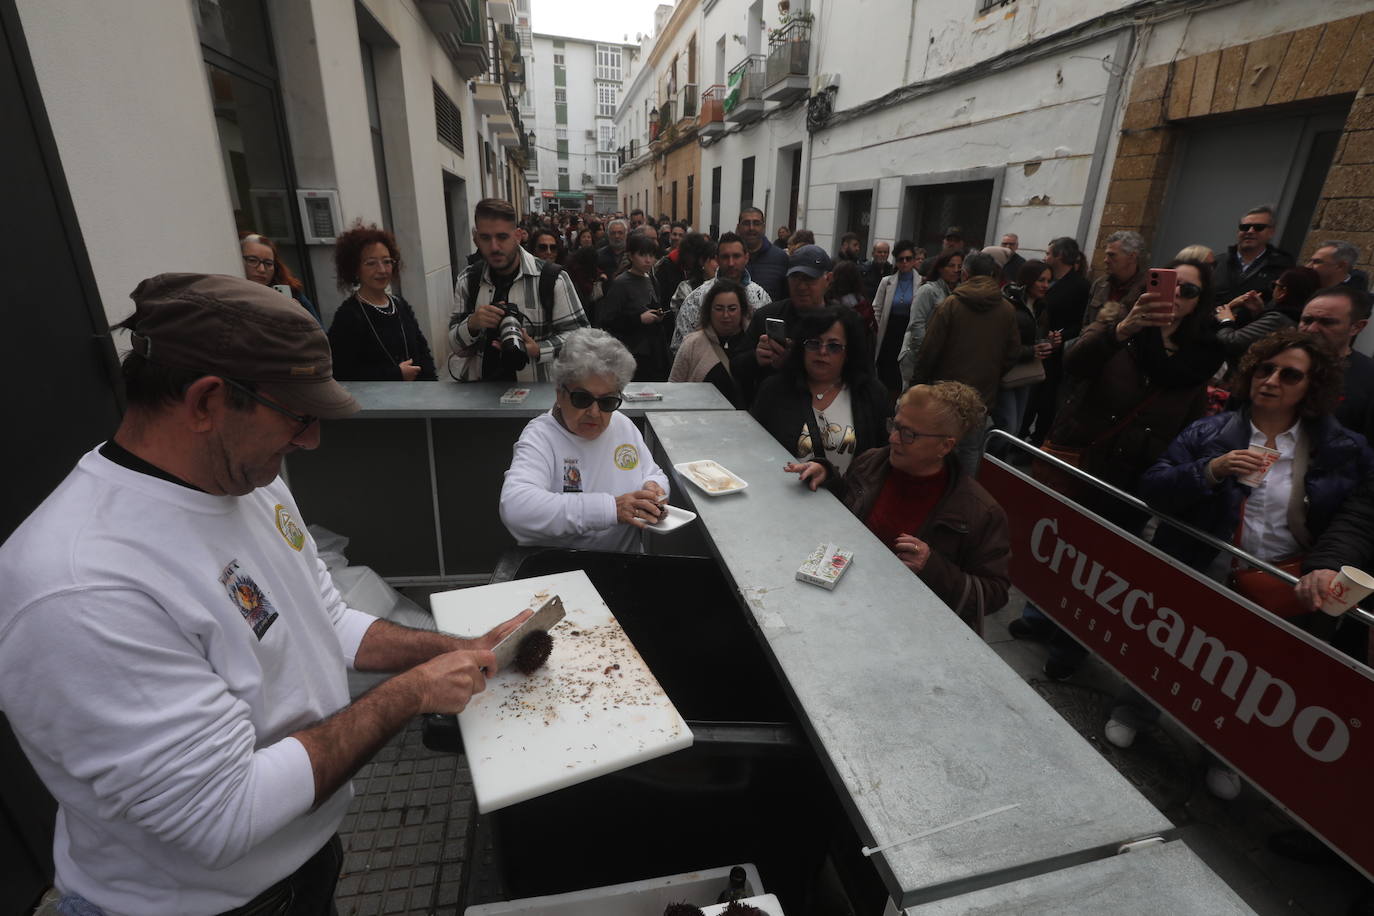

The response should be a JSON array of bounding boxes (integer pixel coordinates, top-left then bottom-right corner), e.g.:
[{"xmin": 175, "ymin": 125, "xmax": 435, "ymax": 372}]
[{"xmin": 787, "ymin": 244, "xmax": 834, "ymax": 278}]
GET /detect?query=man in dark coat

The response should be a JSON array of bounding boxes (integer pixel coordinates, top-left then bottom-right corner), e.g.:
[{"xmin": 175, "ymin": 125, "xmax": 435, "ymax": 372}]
[{"xmin": 1212, "ymin": 205, "xmax": 1294, "ymax": 303}]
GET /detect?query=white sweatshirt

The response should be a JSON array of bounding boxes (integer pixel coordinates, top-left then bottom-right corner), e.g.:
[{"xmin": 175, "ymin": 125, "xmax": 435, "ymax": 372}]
[
  {"xmin": 500, "ymin": 410, "xmax": 669, "ymax": 553},
  {"xmin": 0, "ymin": 450, "xmax": 377, "ymax": 916}
]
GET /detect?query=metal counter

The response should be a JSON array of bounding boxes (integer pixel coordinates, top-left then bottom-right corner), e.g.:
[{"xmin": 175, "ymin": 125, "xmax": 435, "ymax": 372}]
[
  {"xmin": 329, "ymin": 380, "xmax": 734, "ymax": 418},
  {"xmin": 902, "ymin": 840, "xmax": 1253, "ymax": 915},
  {"xmin": 645, "ymin": 410, "xmax": 1175, "ymax": 908}
]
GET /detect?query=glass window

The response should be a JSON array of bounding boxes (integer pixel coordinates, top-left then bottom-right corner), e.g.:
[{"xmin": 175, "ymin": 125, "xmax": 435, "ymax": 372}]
[
  {"xmin": 556, "ymin": 127, "xmax": 568, "ymax": 140},
  {"xmin": 598, "ymin": 84, "xmax": 617, "ymax": 118},
  {"xmin": 596, "ymin": 44, "xmax": 621, "ymax": 81},
  {"xmin": 555, "ymin": 87, "xmax": 566, "ymax": 103}
]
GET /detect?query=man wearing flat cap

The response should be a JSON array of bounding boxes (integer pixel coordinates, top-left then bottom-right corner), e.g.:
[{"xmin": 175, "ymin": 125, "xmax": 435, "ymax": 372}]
[
  {"xmin": 730, "ymin": 244, "xmax": 836, "ymax": 406},
  {"xmin": 0, "ymin": 274, "xmax": 527, "ymax": 915}
]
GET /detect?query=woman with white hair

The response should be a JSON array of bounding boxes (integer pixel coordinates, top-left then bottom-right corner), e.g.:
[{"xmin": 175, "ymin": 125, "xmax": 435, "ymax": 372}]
[{"xmin": 500, "ymin": 328, "xmax": 670, "ymax": 552}]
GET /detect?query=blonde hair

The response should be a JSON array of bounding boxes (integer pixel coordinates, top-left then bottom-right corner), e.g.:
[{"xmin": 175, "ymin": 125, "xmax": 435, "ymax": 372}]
[
  {"xmin": 898, "ymin": 382, "xmax": 986, "ymax": 438},
  {"xmin": 1175, "ymin": 244, "xmax": 1215, "ymax": 264}
]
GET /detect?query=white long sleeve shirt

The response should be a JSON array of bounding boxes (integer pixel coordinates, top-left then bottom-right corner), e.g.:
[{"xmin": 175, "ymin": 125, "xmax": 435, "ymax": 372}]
[
  {"xmin": 0, "ymin": 450, "xmax": 376, "ymax": 915},
  {"xmin": 500, "ymin": 410, "xmax": 669, "ymax": 553}
]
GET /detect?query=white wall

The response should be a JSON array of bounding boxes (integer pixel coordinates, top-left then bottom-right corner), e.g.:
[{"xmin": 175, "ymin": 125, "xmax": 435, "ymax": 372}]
[
  {"xmin": 531, "ymin": 34, "xmax": 628, "ymax": 207},
  {"xmin": 16, "ymin": 0, "xmax": 241, "ymax": 326}
]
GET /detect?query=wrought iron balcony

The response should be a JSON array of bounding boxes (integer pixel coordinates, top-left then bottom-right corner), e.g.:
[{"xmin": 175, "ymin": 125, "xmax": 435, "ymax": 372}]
[
  {"xmin": 765, "ymin": 19, "xmax": 811, "ymax": 102},
  {"xmin": 699, "ymin": 84, "xmax": 725, "ymax": 135},
  {"xmin": 724, "ymin": 55, "xmax": 767, "ymax": 123}
]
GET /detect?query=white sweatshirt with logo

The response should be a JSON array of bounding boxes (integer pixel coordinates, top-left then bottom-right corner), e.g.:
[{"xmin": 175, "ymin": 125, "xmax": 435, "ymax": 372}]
[
  {"xmin": 500, "ymin": 410, "xmax": 669, "ymax": 553},
  {"xmin": 0, "ymin": 451, "xmax": 377, "ymax": 915}
]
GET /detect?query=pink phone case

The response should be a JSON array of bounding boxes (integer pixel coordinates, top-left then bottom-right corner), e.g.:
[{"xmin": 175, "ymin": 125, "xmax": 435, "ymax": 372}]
[{"xmin": 1147, "ymin": 268, "xmax": 1178, "ymax": 305}]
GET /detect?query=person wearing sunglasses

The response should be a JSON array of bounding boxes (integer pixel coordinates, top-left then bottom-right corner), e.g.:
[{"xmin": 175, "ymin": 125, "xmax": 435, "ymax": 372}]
[
  {"xmin": 751, "ymin": 306, "xmax": 893, "ymax": 478},
  {"xmin": 1212, "ymin": 205, "xmax": 1295, "ymax": 305},
  {"xmin": 0, "ymin": 274, "xmax": 531, "ymax": 915},
  {"xmin": 527, "ymin": 228, "xmax": 564, "ymax": 265},
  {"xmin": 785, "ymin": 381, "xmax": 1010, "ymax": 634},
  {"xmin": 1110, "ymin": 330, "xmax": 1370, "ymax": 799},
  {"xmin": 501, "ymin": 328, "xmax": 670, "ymax": 553},
  {"xmin": 1213, "ymin": 266, "xmax": 1322, "ymax": 359},
  {"xmin": 326, "ymin": 222, "xmax": 437, "ymax": 382},
  {"xmin": 240, "ymin": 232, "xmax": 322, "ymax": 324}
]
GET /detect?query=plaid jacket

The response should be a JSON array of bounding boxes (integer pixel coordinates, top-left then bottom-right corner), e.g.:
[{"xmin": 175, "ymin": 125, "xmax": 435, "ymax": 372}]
[{"xmin": 448, "ymin": 247, "xmax": 589, "ymax": 381}]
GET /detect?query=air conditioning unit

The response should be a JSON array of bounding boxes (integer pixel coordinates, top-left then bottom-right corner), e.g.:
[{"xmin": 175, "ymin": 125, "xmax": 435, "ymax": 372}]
[{"xmin": 585, "ymin": 129, "xmax": 596, "ymax": 140}]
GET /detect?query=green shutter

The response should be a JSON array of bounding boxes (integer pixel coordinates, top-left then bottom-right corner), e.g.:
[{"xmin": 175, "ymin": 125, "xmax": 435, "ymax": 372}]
[
  {"xmin": 557, "ymin": 139, "xmax": 569, "ymax": 158},
  {"xmin": 554, "ymin": 67, "xmax": 566, "ymax": 87},
  {"xmin": 555, "ymin": 103, "xmax": 567, "ymax": 124},
  {"xmin": 558, "ymin": 174, "xmax": 570, "ymax": 191}
]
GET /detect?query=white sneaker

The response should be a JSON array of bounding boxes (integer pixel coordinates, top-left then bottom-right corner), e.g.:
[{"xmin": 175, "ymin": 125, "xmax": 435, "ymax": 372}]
[
  {"xmin": 1206, "ymin": 765, "xmax": 1242, "ymax": 800},
  {"xmin": 1104, "ymin": 719, "xmax": 1137, "ymax": 749}
]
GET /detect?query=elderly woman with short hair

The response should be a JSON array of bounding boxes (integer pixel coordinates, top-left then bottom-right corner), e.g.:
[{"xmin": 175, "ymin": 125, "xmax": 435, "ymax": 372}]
[
  {"xmin": 500, "ymin": 328, "xmax": 669, "ymax": 553},
  {"xmin": 786, "ymin": 381, "xmax": 1011, "ymax": 634}
]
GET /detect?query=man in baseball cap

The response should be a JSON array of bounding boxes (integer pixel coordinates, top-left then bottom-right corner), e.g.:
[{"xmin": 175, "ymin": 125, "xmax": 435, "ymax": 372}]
[
  {"xmin": 0, "ymin": 273, "xmax": 528, "ymax": 914},
  {"xmin": 731, "ymin": 244, "xmax": 836, "ymax": 405}
]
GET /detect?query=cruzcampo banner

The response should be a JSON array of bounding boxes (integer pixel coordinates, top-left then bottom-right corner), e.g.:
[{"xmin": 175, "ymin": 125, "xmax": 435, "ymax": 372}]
[{"xmin": 980, "ymin": 457, "xmax": 1374, "ymax": 881}]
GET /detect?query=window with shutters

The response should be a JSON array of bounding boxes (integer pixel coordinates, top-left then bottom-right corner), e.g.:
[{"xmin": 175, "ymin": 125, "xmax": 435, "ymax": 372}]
[{"xmin": 433, "ymin": 81, "xmax": 464, "ymax": 154}]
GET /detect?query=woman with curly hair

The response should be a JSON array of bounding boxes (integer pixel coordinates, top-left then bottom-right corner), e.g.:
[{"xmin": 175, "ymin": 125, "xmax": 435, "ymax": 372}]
[
  {"xmin": 326, "ymin": 222, "xmax": 436, "ymax": 382},
  {"xmin": 1142, "ymin": 328, "xmax": 1371, "ymax": 577},
  {"xmin": 239, "ymin": 232, "xmax": 321, "ymax": 323}
]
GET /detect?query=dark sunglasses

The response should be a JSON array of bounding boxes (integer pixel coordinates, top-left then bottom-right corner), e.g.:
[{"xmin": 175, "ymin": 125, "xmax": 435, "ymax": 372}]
[
  {"xmin": 1238, "ymin": 222, "xmax": 1272, "ymax": 232},
  {"xmin": 803, "ymin": 339, "xmax": 846, "ymax": 354},
  {"xmin": 1254, "ymin": 362, "xmax": 1307, "ymax": 385},
  {"xmin": 535, "ymin": 242, "xmax": 559, "ymax": 251},
  {"xmin": 896, "ymin": 254, "xmax": 917, "ymax": 262},
  {"xmin": 562, "ymin": 385, "xmax": 623, "ymax": 411},
  {"xmin": 886, "ymin": 418, "xmax": 953, "ymax": 444},
  {"xmin": 221, "ymin": 377, "xmax": 318, "ymax": 438},
  {"xmin": 1177, "ymin": 282, "xmax": 1202, "ymax": 299}
]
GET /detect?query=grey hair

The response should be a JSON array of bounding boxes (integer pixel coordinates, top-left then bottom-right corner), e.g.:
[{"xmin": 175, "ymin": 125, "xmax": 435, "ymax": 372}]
[
  {"xmin": 607, "ymin": 218, "xmax": 629, "ymax": 232},
  {"xmin": 1321, "ymin": 239, "xmax": 1361, "ymax": 268},
  {"xmin": 1245, "ymin": 204, "xmax": 1276, "ymax": 219},
  {"xmin": 551, "ymin": 328, "xmax": 636, "ymax": 390},
  {"xmin": 1105, "ymin": 230, "xmax": 1147, "ymax": 258}
]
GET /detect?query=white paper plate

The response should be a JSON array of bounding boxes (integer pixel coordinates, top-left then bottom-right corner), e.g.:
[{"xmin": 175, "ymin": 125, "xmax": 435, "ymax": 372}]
[
  {"xmin": 674, "ymin": 460, "xmax": 749, "ymax": 496},
  {"xmin": 644, "ymin": 504, "xmax": 697, "ymax": 534}
]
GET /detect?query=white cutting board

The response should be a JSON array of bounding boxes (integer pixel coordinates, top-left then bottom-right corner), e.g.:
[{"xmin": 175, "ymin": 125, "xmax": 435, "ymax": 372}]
[{"xmin": 431, "ymin": 570, "xmax": 693, "ymax": 813}]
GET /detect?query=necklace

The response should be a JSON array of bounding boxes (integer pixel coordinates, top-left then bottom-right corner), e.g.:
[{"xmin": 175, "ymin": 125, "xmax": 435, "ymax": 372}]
[
  {"xmin": 811, "ymin": 381, "xmax": 841, "ymax": 401},
  {"xmin": 358, "ymin": 290, "xmax": 395, "ymax": 314}
]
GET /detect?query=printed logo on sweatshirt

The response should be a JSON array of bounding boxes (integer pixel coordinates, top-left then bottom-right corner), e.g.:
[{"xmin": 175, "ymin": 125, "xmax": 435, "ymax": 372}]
[
  {"xmin": 219, "ymin": 560, "xmax": 279, "ymax": 640},
  {"xmin": 613, "ymin": 444, "xmax": 639, "ymax": 470},
  {"xmin": 562, "ymin": 457, "xmax": 583, "ymax": 492},
  {"xmin": 274, "ymin": 504, "xmax": 305, "ymax": 551}
]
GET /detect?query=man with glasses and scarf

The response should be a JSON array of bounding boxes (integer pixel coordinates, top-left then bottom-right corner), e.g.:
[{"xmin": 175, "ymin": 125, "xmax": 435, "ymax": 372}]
[{"xmin": 0, "ymin": 274, "xmax": 527, "ymax": 915}]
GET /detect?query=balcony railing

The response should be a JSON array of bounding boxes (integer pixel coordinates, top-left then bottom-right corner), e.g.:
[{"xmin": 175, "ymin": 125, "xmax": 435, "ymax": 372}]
[
  {"xmin": 678, "ymin": 83, "xmax": 698, "ymax": 121},
  {"xmin": 765, "ymin": 19, "xmax": 811, "ymax": 101},
  {"xmin": 699, "ymin": 84, "xmax": 725, "ymax": 131},
  {"xmin": 724, "ymin": 55, "xmax": 766, "ymax": 121}
]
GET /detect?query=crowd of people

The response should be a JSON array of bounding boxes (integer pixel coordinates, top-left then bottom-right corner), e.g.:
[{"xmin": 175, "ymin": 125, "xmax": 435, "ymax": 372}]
[{"xmin": 2, "ymin": 194, "xmax": 1372, "ymax": 915}]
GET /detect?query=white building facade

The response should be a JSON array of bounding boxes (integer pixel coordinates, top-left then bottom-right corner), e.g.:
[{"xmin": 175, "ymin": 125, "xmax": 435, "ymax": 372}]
[
  {"xmin": 14, "ymin": 0, "xmax": 532, "ymax": 361},
  {"xmin": 624, "ymin": 0, "xmax": 1374, "ymax": 293},
  {"xmin": 529, "ymin": 33, "xmax": 636, "ymax": 213}
]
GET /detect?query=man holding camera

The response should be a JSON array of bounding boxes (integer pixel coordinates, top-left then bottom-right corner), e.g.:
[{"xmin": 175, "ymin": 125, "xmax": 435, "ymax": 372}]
[{"xmin": 449, "ymin": 198, "xmax": 589, "ymax": 382}]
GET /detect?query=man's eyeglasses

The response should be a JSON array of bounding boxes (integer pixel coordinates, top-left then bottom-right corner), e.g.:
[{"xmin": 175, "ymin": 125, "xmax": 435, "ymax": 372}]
[
  {"xmin": 361, "ymin": 258, "xmax": 397, "ymax": 269},
  {"xmin": 221, "ymin": 377, "xmax": 318, "ymax": 438},
  {"xmin": 803, "ymin": 339, "xmax": 846, "ymax": 355},
  {"xmin": 1177, "ymin": 282, "xmax": 1202, "ymax": 299},
  {"xmin": 242, "ymin": 254, "xmax": 276, "ymax": 271},
  {"xmin": 561, "ymin": 385, "xmax": 623, "ymax": 412},
  {"xmin": 896, "ymin": 254, "xmax": 917, "ymax": 263},
  {"xmin": 886, "ymin": 418, "xmax": 953, "ymax": 444},
  {"xmin": 1238, "ymin": 222, "xmax": 1272, "ymax": 233},
  {"xmin": 1253, "ymin": 362, "xmax": 1307, "ymax": 385}
]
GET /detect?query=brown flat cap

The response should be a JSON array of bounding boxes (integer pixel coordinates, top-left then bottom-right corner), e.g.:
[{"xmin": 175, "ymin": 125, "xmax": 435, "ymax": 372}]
[{"xmin": 123, "ymin": 273, "xmax": 359, "ymax": 418}]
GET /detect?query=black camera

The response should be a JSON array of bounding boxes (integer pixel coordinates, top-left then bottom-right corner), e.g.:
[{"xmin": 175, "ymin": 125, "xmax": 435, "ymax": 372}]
[{"xmin": 492, "ymin": 302, "xmax": 528, "ymax": 371}]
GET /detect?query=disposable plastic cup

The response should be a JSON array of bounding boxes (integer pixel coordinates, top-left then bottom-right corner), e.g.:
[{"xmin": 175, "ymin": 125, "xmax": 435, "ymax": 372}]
[
  {"xmin": 1321, "ymin": 565, "xmax": 1374, "ymax": 616},
  {"xmin": 1238, "ymin": 445, "xmax": 1280, "ymax": 487}
]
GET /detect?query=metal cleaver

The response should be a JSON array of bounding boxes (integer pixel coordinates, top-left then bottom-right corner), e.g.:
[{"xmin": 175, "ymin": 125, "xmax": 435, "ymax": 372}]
[{"xmin": 490, "ymin": 594, "xmax": 566, "ymax": 672}]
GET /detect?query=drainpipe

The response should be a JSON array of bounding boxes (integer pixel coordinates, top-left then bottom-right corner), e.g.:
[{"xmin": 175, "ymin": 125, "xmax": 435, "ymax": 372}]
[{"xmin": 1076, "ymin": 27, "xmax": 1135, "ymax": 246}]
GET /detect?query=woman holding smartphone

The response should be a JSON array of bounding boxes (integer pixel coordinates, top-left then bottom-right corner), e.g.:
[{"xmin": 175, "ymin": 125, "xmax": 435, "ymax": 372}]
[{"xmin": 239, "ymin": 232, "xmax": 321, "ymax": 324}]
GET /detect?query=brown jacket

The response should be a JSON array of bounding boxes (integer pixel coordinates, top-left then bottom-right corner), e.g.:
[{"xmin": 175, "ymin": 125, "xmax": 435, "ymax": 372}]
[
  {"xmin": 1082, "ymin": 268, "xmax": 1147, "ymax": 328},
  {"xmin": 838, "ymin": 447, "xmax": 1011, "ymax": 634},
  {"xmin": 909, "ymin": 276, "xmax": 1020, "ymax": 408}
]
